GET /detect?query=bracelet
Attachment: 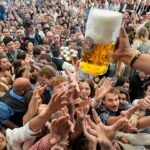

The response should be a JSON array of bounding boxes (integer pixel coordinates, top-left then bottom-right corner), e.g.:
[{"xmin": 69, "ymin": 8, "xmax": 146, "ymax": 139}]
[{"xmin": 130, "ymin": 52, "xmax": 141, "ymax": 67}]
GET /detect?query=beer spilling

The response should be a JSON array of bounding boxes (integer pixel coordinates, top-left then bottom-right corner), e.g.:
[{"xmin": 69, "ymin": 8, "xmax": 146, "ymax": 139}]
[{"xmin": 80, "ymin": 9, "xmax": 122, "ymax": 75}]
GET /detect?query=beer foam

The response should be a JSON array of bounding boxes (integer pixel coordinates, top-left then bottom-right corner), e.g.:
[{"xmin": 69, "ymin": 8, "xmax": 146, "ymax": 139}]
[{"xmin": 86, "ymin": 9, "xmax": 122, "ymax": 44}]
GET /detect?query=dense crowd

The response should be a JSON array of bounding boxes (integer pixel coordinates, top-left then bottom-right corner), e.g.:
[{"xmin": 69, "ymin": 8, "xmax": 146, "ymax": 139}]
[{"xmin": 0, "ymin": 0, "xmax": 150, "ymax": 150}]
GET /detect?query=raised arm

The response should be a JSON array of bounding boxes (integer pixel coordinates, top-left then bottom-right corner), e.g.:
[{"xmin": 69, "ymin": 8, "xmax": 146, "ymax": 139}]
[{"xmin": 113, "ymin": 27, "xmax": 150, "ymax": 75}]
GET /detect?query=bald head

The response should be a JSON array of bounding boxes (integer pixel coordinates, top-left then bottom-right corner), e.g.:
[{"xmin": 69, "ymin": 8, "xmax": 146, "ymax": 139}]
[{"xmin": 13, "ymin": 78, "xmax": 31, "ymax": 96}]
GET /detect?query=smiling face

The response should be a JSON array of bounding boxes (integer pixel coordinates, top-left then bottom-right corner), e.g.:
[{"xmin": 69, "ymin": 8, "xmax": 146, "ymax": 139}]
[
  {"xmin": 79, "ymin": 81, "xmax": 91, "ymax": 99},
  {"xmin": 0, "ymin": 132, "xmax": 6, "ymax": 150},
  {"xmin": 118, "ymin": 93, "xmax": 127, "ymax": 108},
  {"xmin": 103, "ymin": 92, "xmax": 119, "ymax": 112},
  {"xmin": 0, "ymin": 58, "xmax": 11, "ymax": 71}
]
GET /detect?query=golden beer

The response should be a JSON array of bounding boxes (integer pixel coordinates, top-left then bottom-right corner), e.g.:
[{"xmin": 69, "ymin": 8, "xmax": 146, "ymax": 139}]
[{"xmin": 80, "ymin": 9, "xmax": 122, "ymax": 75}]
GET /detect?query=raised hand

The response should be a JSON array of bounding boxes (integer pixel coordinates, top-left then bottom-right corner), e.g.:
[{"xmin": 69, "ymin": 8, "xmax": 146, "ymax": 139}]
[
  {"xmin": 95, "ymin": 77, "xmax": 113, "ymax": 102},
  {"xmin": 112, "ymin": 27, "xmax": 134, "ymax": 65},
  {"xmin": 121, "ymin": 105, "xmax": 139, "ymax": 132},
  {"xmin": 82, "ymin": 109, "xmax": 128, "ymax": 150},
  {"xmin": 121, "ymin": 105, "xmax": 139, "ymax": 119},
  {"xmin": 46, "ymin": 90, "xmax": 68, "ymax": 116},
  {"xmin": 138, "ymin": 96, "xmax": 150, "ymax": 110},
  {"xmin": 23, "ymin": 85, "xmax": 47, "ymax": 124},
  {"xmin": 64, "ymin": 61, "xmax": 80, "ymax": 99},
  {"xmin": 48, "ymin": 107, "xmax": 74, "ymax": 145},
  {"xmin": 76, "ymin": 98, "xmax": 90, "ymax": 119},
  {"xmin": 28, "ymin": 90, "xmax": 42, "ymax": 116},
  {"xmin": 65, "ymin": 60, "xmax": 80, "ymax": 82},
  {"xmin": 92, "ymin": 109, "xmax": 127, "ymax": 141}
]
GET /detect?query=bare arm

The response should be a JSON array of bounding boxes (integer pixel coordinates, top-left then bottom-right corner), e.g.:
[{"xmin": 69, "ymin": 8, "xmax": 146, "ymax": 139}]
[
  {"xmin": 137, "ymin": 116, "xmax": 150, "ymax": 130},
  {"xmin": 107, "ymin": 116, "xmax": 122, "ymax": 126},
  {"xmin": 113, "ymin": 27, "xmax": 150, "ymax": 75}
]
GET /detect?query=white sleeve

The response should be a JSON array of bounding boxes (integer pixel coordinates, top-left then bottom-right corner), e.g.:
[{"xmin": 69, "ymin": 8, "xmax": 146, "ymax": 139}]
[
  {"xmin": 62, "ymin": 62, "xmax": 75, "ymax": 73},
  {"xmin": 6, "ymin": 123, "xmax": 38, "ymax": 150},
  {"xmin": 132, "ymin": 99, "xmax": 139, "ymax": 105}
]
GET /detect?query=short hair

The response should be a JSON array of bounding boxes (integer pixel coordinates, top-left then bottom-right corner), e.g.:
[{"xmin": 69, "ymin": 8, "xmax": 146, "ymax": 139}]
[
  {"xmin": 33, "ymin": 45, "xmax": 44, "ymax": 57},
  {"xmin": 23, "ymin": 40, "xmax": 33, "ymax": 51},
  {"xmin": 103, "ymin": 87, "xmax": 119, "ymax": 100},
  {"xmin": 3, "ymin": 36, "xmax": 13, "ymax": 46},
  {"xmin": 17, "ymin": 52, "xmax": 27, "ymax": 60},
  {"xmin": 116, "ymin": 86, "xmax": 130, "ymax": 102},
  {"xmin": 52, "ymin": 46, "xmax": 60, "ymax": 57},
  {"xmin": 115, "ymin": 77, "xmax": 129, "ymax": 87},
  {"xmin": 24, "ymin": 19, "xmax": 34, "ymax": 28},
  {"xmin": 143, "ymin": 81, "xmax": 150, "ymax": 92},
  {"xmin": 47, "ymin": 62, "xmax": 57, "ymax": 70},
  {"xmin": 39, "ymin": 54, "xmax": 51, "ymax": 62},
  {"xmin": 39, "ymin": 65, "xmax": 56, "ymax": 79},
  {"xmin": 15, "ymin": 68, "xmax": 26, "ymax": 79},
  {"xmin": 12, "ymin": 60, "xmax": 22, "ymax": 74},
  {"xmin": 50, "ymin": 76, "xmax": 67, "ymax": 90}
]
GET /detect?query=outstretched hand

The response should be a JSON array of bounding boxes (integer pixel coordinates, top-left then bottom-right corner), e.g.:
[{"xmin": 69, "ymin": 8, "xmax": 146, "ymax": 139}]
[
  {"xmin": 121, "ymin": 105, "xmax": 139, "ymax": 132},
  {"xmin": 95, "ymin": 77, "xmax": 113, "ymax": 102},
  {"xmin": 49, "ymin": 107, "xmax": 74, "ymax": 145},
  {"xmin": 82, "ymin": 109, "xmax": 128, "ymax": 150}
]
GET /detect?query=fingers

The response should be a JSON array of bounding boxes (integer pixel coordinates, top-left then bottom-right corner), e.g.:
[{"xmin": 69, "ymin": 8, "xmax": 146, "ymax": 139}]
[
  {"xmin": 51, "ymin": 144, "xmax": 64, "ymax": 150},
  {"xmin": 86, "ymin": 126, "xmax": 97, "ymax": 136},
  {"xmin": 112, "ymin": 118, "xmax": 128, "ymax": 131},
  {"xmin": 92, "ymin": 109, "xmax": 101, "ymax": 124},
  {"xmin": 86, "ymin": 116, "xmax": 97, "ymax": 129},
  {"xmin": 82, "ymin": 119, "xmax": 96, "ymax": 140},
  {"xmin": 50, "ymin": 136, "xmax": 61, "ymax": 145},
  {"xmin": 127, "ymin": 104, "xmax": 139, "ymax": 115},
  {"xmin": 120, "ymin": 26, "xmax": 128, "ymax": 38},
  {"xmin": 103, "ymin": 77, "xmax": 112, "ymax": 88}
]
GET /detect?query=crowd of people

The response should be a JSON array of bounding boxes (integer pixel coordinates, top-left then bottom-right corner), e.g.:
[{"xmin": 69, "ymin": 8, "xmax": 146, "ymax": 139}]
[{"xmin": 0, "ymin": 0, "xmax": 150, "ymax": 149}]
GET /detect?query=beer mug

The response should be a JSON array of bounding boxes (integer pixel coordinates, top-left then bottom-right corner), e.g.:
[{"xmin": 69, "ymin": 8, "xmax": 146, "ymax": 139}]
[{"xmin": 80, "ymin": 9, "xmax": 122, "ymax": 75}]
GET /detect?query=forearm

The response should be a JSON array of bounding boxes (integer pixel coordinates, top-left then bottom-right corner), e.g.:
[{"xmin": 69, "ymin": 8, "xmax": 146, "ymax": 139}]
[
  {"xmin": 132, "ymin": 53, "xmax": 150, "ymax": 74},
  {"xmin": 107, "ymin": 116, "xmax": 122, "ymax": 126},
  {"xmin": 29, "ymin": 115, "xmax": 49, "ymax": 132},
  {"xmin": 120, "ymin": 50, "xmax": 150, "ymax": 75},
  {"xmin": 23, "ymin": 111, "xmax": 35, "ymax": 124},
  {"xmin": 13, "ymin": 11, "xmax": 23, "ymax": 25},
  {"xmin": 137, "ymin": 116, "xmax": 150, "ymax": 130}
]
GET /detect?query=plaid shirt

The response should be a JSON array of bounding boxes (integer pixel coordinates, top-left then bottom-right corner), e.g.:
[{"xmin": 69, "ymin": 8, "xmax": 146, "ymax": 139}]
[
  {"xmin": 29, "ymin": 135, "xmax": 52, "ymax": 150},
  {"xmin": 96, "ymin": 105, "xmax": 118, "ymax": 125}
]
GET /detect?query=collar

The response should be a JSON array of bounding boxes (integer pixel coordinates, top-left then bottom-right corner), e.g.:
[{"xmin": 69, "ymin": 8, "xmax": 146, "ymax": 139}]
[{"xmin": 9, "ymin": 89, "xmax": 24, "ymax": 102}]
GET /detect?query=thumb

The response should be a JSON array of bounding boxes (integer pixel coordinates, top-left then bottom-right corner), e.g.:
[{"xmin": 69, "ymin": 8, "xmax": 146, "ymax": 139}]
[
  {"xmin": 127, "ymin": 104, "xmax": 139, "ymax": 115},
  {"xmin": 112, "ymin": 118, "xmax": 128, "ymax": 130},
  {"xmin": 50, "ymin": 136, "xmax": 61, "ymax": 145}
]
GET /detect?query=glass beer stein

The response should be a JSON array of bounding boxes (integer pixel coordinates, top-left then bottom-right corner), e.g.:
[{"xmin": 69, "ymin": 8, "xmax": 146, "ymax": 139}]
[{"xmin": 80, "ymin": 9, "xmax": 122, "ymax": 75}]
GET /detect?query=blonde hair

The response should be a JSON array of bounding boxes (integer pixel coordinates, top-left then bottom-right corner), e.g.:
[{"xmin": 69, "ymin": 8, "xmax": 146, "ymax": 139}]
[
  {"xmin": 50, "ymin": 76, "xmax": 67, "ymax": 90},
  {"xmin": 138, "ymin": 27, "xmax": 149, "ymax": 42}
]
